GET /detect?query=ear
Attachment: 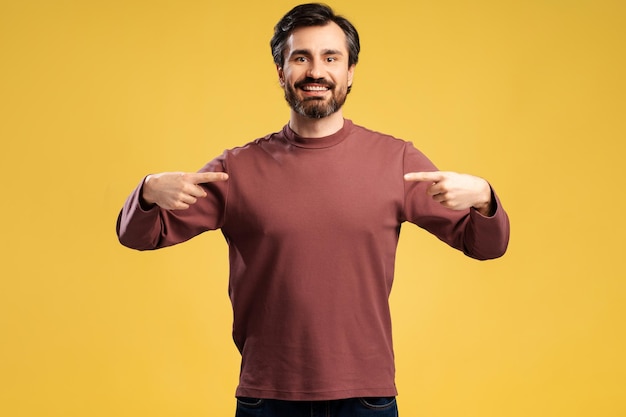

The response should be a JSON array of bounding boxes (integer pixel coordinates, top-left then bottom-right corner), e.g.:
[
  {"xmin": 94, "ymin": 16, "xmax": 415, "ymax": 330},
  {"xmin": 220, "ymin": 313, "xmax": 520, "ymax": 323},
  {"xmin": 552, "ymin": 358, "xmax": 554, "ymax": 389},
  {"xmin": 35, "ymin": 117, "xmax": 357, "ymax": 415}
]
[
  {"xmin": 277, "ymin": 65, "xmax": 285, "ymax": 87},
  {"xmin": 347, "ymin": 64, "xmax": 355, "ymax": 89}
]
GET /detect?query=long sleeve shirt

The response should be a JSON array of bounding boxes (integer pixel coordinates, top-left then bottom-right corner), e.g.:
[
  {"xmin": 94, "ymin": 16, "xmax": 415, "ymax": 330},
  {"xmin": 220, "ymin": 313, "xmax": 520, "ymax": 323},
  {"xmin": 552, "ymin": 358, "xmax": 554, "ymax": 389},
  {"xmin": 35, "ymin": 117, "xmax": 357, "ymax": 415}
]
[{"xmin": 117, "ymin": 119, "xmax": 510, "ymax": 401}]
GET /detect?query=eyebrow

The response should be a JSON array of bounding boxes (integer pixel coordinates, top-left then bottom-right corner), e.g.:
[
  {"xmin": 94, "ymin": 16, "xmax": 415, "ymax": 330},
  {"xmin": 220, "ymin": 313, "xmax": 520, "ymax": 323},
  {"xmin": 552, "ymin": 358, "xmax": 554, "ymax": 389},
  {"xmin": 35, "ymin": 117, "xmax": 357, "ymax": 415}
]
[{"xmin": 289, "ymin": 48, "xmax": 345, "ymax": 57}]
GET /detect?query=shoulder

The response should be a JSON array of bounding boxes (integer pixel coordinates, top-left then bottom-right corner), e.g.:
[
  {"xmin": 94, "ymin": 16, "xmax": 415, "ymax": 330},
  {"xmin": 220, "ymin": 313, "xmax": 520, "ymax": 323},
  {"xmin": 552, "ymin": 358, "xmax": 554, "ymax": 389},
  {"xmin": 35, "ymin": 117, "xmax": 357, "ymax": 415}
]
[
  {"xmin": 207, "ymin": 128, "xmax": 297, "ymax": 175},
  {"xmin": 346, "ymin": 120, "xmax": 436, "ymax": 167},
  {"xmin": 220, "ymin": 129, "xmax": 288, "ymax": 159},
  {"xmin": 348, "ymin": 120, "xmax": 405, "ymax": 142},
  {"xmin": 198, "ymin": 129, "xmax": 287, "ymax": 173},
  {"xmin": 346, "ymin": 120, "xmax": 412, "ymax": 150}
]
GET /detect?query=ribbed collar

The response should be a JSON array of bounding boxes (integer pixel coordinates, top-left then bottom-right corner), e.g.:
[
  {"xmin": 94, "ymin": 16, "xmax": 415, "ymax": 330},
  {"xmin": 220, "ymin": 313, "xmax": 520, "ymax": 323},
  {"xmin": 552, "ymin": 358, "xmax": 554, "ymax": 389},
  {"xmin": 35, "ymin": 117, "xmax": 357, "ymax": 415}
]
[{"xmin": 282, "ymin": 119, "xmax": 353, "ymax": 149}]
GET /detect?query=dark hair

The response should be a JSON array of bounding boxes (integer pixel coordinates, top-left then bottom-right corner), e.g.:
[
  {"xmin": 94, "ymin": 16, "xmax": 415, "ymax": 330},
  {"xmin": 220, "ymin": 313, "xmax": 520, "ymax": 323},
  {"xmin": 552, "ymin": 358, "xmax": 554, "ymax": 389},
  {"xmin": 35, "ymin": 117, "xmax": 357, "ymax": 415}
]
[{"xmin": 270, "ymin": 3, "xmax": 360, "ymax": 68}]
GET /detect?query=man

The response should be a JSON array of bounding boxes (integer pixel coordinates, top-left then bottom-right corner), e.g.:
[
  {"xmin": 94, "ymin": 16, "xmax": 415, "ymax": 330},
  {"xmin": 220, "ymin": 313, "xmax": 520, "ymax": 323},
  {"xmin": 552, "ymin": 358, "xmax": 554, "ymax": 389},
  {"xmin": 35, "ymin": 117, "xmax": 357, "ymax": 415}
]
[{"xmin": 117, "ymin": 3, "xmax": 510, "ymax": 416}]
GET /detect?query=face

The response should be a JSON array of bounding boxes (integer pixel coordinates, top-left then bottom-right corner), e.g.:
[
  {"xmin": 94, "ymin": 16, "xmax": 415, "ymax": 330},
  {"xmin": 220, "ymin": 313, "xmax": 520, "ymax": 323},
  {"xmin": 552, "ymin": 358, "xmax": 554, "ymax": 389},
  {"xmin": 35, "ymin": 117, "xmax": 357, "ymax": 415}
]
[{"xmin": 278, "ymin": 23, "xmax": 355, "ymax": 119}]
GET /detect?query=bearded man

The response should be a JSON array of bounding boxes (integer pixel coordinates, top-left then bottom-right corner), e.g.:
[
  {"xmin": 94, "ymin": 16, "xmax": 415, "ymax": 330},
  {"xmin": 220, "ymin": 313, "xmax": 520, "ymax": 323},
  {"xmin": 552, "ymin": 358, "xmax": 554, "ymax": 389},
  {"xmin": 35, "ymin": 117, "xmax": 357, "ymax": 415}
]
[{"xmin": 117, "ymin": 4, "xmax": 510, "ymax": 417}]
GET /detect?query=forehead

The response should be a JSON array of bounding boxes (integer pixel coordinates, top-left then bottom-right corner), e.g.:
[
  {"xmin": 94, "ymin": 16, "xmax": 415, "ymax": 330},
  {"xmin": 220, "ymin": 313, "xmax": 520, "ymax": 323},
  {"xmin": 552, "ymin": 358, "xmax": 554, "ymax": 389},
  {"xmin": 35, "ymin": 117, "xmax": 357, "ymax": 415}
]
[{"xmin": 285, "ymin": 22, "xmax": 348, "ymax": 54}]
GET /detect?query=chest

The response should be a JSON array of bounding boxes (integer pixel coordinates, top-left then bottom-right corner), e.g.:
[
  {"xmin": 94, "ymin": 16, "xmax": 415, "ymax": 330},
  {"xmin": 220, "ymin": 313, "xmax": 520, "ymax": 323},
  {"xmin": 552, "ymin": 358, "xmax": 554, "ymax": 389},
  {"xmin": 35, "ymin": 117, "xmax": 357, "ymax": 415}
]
[{"xmin": 222, "ymin": 146, "xmax": 404, "ymax": 241}]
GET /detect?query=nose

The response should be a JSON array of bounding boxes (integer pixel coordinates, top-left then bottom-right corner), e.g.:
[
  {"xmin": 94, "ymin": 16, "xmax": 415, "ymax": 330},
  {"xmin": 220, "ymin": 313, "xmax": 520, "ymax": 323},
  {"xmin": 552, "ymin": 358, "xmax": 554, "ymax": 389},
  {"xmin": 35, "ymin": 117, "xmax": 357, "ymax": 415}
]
[{"xmin": 306, "ymin": 58, "xmax": 324, "ymax": 79}]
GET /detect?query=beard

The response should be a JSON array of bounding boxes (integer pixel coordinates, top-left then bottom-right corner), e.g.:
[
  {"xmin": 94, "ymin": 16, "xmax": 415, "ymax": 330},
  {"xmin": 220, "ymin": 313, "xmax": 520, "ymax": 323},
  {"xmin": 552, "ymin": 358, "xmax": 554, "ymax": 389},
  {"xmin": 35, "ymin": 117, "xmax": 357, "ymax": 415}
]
[{"xmin": 284, "ymin": 78, "xmax": 349, "ymax": 119}]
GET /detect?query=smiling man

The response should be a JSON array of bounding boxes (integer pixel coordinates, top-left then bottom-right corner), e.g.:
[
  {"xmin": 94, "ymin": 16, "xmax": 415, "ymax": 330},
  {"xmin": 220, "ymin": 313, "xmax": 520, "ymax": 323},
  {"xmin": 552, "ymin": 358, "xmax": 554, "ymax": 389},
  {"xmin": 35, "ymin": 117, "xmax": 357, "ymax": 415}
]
[
  {"xmin": 116, "ymin": 4, "xmax": 510, "ymax": 417},
  {"xmin": 279, "ymin": 22, "xmax": 354, "ymax": 122}
]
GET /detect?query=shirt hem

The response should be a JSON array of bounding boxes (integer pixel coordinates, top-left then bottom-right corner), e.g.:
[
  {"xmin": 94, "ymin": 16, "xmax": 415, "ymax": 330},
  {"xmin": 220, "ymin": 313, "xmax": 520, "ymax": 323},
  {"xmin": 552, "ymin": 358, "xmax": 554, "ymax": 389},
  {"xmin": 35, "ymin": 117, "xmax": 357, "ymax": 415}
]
[{"xmin": 235, "ymin": 385, "xmax": 398, "ymax": 401}]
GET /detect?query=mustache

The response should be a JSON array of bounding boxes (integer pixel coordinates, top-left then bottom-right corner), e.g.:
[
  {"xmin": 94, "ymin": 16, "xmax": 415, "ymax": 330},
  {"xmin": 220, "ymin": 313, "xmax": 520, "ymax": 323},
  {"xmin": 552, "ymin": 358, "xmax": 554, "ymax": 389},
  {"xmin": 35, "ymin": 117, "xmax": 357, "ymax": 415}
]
[{"xmin": 294, "ymin": 77, "xmax": 336, "ymax": 89}]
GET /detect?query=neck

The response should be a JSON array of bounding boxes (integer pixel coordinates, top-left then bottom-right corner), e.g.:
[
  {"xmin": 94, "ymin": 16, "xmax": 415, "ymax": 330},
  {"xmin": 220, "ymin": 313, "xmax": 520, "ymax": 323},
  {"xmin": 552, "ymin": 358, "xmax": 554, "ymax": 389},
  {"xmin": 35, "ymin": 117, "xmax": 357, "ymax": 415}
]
[{"xmin": 289, "ymin": 110, "xmax": 345, "ymax": 138}]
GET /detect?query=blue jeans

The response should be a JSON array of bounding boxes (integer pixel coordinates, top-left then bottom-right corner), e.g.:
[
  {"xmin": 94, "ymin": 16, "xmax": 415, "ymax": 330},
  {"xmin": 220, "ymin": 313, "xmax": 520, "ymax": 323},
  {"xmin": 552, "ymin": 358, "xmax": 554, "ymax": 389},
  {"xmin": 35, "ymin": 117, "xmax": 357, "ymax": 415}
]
[{"xmin": 235, "ymin": 397, "xmax": 398, "ymax": 417}]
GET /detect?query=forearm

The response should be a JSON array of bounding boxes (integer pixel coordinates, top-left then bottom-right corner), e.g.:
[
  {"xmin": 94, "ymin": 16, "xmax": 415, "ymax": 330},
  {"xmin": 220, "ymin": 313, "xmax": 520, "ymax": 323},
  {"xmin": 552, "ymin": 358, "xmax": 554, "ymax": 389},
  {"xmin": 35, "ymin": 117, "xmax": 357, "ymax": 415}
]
[{"xmin": 116, "ymin": 172, "xmax": 228, "ymax": 250}]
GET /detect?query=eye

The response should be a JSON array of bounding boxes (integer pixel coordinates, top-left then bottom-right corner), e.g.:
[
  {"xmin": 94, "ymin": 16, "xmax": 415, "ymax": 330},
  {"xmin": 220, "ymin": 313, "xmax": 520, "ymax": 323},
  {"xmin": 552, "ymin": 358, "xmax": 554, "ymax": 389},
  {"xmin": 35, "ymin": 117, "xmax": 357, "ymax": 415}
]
[
  {"xmin": 294, "ymin": 56, "xmax": 307, "ymax": 63},
  {"xmin": 326, "ymin": 56, "xmax": 337, "ymax": 63}
]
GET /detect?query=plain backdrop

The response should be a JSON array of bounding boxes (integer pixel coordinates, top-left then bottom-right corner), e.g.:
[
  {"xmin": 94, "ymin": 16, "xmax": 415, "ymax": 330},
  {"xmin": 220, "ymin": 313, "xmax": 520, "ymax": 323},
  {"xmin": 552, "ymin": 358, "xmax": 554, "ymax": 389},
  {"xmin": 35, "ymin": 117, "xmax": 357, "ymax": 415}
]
[{"xmin": 1, "ymin": 0, "xmax": 624, "ymax": 416}]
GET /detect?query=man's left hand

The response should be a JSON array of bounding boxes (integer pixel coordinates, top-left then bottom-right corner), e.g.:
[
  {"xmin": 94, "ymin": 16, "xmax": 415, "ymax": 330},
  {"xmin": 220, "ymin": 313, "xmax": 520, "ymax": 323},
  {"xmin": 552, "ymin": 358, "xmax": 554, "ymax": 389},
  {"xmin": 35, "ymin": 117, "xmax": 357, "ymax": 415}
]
[{"xmin": 404, "ymin": 171, "xmax": 493, "ymax": 216}]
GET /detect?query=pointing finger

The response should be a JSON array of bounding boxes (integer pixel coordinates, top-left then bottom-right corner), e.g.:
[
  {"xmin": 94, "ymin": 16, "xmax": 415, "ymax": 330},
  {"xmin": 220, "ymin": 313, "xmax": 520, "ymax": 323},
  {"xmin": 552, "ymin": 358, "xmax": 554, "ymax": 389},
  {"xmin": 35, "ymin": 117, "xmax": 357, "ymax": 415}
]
[
  {"xmin": 189, "ymin": 172, "xmax": 229, "ymax": 184},
  {"xmin": 404, "ymin": 171, "xmax": 444, "ymax": 183}
]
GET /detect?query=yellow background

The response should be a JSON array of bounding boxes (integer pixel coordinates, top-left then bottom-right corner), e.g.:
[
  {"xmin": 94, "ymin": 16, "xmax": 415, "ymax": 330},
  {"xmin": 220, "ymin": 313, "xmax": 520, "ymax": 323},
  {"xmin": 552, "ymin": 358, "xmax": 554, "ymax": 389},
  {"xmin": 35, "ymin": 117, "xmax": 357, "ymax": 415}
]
[{"xmin": 1, "ymin": 0, "xmax": 624, "ymax": 416}]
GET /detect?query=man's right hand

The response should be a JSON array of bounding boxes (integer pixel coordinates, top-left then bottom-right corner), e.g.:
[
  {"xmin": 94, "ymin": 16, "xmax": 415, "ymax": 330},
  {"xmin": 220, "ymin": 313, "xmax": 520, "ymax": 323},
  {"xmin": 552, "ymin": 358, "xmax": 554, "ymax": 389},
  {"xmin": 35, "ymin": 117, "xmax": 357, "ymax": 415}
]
[{"xmin": 141, "ymin": 171, "xmax": 229, "ymax": 210}]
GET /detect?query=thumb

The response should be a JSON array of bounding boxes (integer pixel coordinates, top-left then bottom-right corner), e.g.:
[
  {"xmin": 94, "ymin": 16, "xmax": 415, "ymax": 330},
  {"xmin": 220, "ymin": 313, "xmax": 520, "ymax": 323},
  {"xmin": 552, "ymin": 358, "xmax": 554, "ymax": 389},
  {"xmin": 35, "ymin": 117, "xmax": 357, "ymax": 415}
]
[
  {"xmin": 404, "ymin": 171, "xmax": 443, "ymax": 182},
  {"xmin": 190, "ymin": 171, "xmax": 229, "ymax": 184}
]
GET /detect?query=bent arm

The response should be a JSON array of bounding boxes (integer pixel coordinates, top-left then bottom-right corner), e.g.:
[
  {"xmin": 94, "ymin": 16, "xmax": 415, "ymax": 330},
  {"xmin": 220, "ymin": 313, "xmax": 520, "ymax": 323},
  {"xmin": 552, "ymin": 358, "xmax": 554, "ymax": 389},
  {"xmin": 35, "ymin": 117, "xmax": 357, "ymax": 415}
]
[
  {"xmin": 116, "ymin": 159, "xmax": 229, "ymax": 251},
  {"xmin": 402, "ymin": 144, "xmax": 510, "ymax": 260}
]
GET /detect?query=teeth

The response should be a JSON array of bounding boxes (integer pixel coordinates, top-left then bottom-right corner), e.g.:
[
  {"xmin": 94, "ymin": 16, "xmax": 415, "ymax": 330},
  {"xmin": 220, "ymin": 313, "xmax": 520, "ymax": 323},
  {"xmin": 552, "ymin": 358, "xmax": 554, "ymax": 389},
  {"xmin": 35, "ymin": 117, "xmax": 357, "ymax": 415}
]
[{"xmin": 302, "ymin": 86, "xmax": 328, "ymax": 91}]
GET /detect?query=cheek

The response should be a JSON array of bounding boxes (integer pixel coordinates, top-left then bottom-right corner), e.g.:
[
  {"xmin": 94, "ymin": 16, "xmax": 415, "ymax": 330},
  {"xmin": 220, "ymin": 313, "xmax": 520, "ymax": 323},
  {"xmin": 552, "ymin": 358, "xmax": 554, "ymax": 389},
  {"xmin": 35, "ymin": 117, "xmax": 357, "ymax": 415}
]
[
  {"xmin": 333, "ymin": 69, "xmax": 352, "ymax": 84},
  {"xmin": 282, "ymin": 71, "xmax": 298, "ymax": 86}
]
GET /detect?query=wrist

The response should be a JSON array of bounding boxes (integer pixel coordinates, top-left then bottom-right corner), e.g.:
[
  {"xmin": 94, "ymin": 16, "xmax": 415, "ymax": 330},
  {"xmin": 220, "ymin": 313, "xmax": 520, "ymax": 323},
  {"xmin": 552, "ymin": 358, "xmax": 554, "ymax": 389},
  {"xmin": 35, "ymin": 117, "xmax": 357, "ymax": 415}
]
[
  {"xmin": 140, "ymin": 175, "xmax": 158, "ymax": 207},
  {"xmin": 472, "ymin": 180, "xmax": 494, "ymax": 216}
]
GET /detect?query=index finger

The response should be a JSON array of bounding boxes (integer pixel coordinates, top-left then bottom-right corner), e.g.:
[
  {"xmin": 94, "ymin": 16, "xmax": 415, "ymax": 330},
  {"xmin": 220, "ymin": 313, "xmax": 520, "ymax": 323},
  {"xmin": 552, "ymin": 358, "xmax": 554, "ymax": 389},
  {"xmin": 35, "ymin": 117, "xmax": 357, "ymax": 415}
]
[
  {"xmin": 403, "ymin": 171, "xmax": 444, "ymax": 182},
  {"xmin": 189, "ymin": 171, "xmax": 229, "ymax": 184}
]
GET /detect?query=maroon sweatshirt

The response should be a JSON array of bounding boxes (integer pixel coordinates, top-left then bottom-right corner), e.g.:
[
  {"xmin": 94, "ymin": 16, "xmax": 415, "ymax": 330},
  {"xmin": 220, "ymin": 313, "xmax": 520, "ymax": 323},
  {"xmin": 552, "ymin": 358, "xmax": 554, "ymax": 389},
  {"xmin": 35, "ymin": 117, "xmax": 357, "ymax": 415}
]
[{"xmin": 117, "ymin": 119, "xmax": 510, "ymax": 401}]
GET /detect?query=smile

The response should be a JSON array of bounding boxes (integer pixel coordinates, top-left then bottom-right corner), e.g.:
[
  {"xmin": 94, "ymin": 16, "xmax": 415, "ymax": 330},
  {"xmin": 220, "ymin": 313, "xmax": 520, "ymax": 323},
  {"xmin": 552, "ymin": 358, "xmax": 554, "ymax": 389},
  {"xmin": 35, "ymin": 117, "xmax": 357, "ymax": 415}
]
[{"xmin": 301, "ymin": 85, "xmax": 330, "ymax": 91}]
